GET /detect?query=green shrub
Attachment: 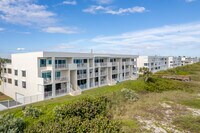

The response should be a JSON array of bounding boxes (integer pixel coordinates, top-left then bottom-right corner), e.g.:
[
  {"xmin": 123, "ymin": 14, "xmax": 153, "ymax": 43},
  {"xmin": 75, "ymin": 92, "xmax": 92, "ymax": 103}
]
[
  {"xmin": 23, "ymin": 106, "xmax": 42, "ymax": 118},
  {"xmin": 0, "ymin": 114, "xmax": 25, "ymax": 133},
  {"xmin": 25, "ymin": 116, "xmax": 121, "ymax": 133},
  {"xmin": 53, "ymin": 96, "xmax": 110, "ymax": 120},
  {"xmin": 121, "ymin": 88, "xmax": 139, "ymax": 102}
]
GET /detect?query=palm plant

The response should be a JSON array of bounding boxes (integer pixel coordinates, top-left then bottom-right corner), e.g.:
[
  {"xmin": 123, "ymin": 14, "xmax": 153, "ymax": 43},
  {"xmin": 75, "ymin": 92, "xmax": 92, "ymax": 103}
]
[{"xmin": 139, "ymin": 67, "xmax": 153, "ymax": 82}]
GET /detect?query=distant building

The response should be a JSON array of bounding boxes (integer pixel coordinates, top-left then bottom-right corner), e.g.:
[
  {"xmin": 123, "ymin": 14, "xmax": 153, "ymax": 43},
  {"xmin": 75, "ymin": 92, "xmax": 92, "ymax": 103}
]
[{"xmin": 137, "ymin": 56, "xmax": 168, "ymax": 73}]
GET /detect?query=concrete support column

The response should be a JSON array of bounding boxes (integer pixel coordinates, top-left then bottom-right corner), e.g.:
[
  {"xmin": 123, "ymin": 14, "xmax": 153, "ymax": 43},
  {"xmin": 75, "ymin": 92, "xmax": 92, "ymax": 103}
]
[
  {"xmin": 87, "ymin": 59, "xmax": 90, "ymax": 89},
  {"xmin": 98, "ymin": 67, "xmax": 101, "ymax": 86},
  {"xmin": 52, "ymin": 57, "xmax": 56, "ymax": 97}
]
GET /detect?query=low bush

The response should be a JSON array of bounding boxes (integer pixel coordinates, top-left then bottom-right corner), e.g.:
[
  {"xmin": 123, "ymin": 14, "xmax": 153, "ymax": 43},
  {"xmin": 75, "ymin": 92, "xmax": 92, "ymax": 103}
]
[
  {"xmin": 53, "ymin": 96, "xmax": 110, "ymax": 120},
  {"xmin": 23, "ymin": 106, "xmax": 42, "ymax": 118},
  {"xmin": 121, "ymin": 88, "xmax": 139, "ymax": 102},
  {"xmin": 0, "ymin": 114, "xmax": 25, "ymax": 133},
  {"xmin": 25, "ymin": 116, "xmax": 121, "ymax": 133}
]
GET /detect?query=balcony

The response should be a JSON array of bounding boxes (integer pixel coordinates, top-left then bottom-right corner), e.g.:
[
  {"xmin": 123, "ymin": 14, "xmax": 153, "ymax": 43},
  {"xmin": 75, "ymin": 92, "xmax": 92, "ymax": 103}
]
[
  {"xmin": 79, "ymin": 84, "xmax": 87, "ymax": 89},
  {"xmin": 44, "ymin": 91, "xmax": 53, "ymax": 99},
  {"xmin": 55, "ymin": 76, "xmax": 68, "ymax": 82},
  {"xmin": 95, "ymin": 63, "xmax": 100, "ymax": 67},
  {"xmin": 44, "ymin": 78, "xmax": 52, "ymax": 85},
  {"xmin": 55, "ymin": 88, "xmax": 68, "ymax": 96},
  {"xmin": 95, "ymin": 82, "xmax": 99, "ymax": 86},
  {"xmin": 100, "ymin": 80, "xmax": 107, "ymax": 85},
  {"xmin": 112, "ymin": 70, "xmax": 118, "ymax": 74},
  {"xmin": 100, "ymin": 62, "xmax": 107, "ymax": 67},
  {"xmin": 130, "ymin": 62, "xmax": 136, "ymax": 65},
  {"xmin": 125, "ymin": 69, "xmax": 130, "ymax": 72},
  {"xmin": 125, "ymin": 62, "xmax": 131, "ymax": 65},
  {"xmin": 77, "ymin": 74, "xmax": 87, "ymax": 79},
  {"xmin": 55, "ymin": 64, "xmax": 68, "ymax": 69},
  {"xmin": 95, "ymin": 72, "xmax": 99, "ymax": 77},
  {"xmin": 90, "ymin": 73, "xmax": 94, "ymax": 78},
  {"xmin": 77, "ymin": 63, "xmax": 87, "ymax": 69},
  {"xmin": 100, "ymin": 71, "xmax": 107, "ymax": 76},
  {"xmin": 112, "ymin": 62, "xmax": 118, "ymax": 66}
]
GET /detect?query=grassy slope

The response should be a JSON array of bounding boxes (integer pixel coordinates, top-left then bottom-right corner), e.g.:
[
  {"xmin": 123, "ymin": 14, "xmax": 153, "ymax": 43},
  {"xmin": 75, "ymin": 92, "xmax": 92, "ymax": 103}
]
[
  {"xmin": 157, "ymin": 62, "xmax": 200, "ymax": 81},
  {"xmin": 0, "ymin": 63, "xmax": 200, "ymax": 132}
]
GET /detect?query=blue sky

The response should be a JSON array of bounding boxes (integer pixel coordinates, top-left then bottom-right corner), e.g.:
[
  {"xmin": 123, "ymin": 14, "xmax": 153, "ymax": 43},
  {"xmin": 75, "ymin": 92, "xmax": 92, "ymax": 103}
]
[{"xmin": 0, "ymin": 0, "xmax": 200, "ymax": 58}]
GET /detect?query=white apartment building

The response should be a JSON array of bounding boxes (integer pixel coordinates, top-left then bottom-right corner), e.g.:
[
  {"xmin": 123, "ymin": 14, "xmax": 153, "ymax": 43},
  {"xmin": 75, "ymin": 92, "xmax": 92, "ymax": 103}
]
[
  {"xmin": 181, "ymin": 56, "xmax": 199, "ymax": 66},
  {"xmin": 137, "ymin": 56, "xmax": 168, "ymax": 73},
  {"xmin": 0, "ymin": 52, "xmax": 138, "ymax": 101},
  {"xmin": 167, "ymin": 56, "xmax": 182, "ymax": 68}
]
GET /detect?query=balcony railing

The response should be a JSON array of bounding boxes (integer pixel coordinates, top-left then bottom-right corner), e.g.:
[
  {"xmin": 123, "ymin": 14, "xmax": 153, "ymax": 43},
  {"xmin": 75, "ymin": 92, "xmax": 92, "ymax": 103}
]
[
  {"xmin": 44, "ymin": 91, "xmax": 53, "ymax": 99},
  {"xmin": 95, "ymin": 63, "xmax": 100, "ymax": 67},
  {"xmin": 112, "ymin": 78, "xmax": 117, "ymax": 83},
  {"xmin": 100, "ymin": 80, "xmax": 107, "ymax": 85},
  {"xmin": 112, "ymin": 62, "xmax": 118, "ymax": 66},
  {"xmin": 130, "ymin": 62, "xmax": 136, "ymax": 65},
  {"xmin": 100, "ymin": 71, "xmax": 107, "ymax": 76},
  {"xmin": 79, "ymin": 84, "xmax": 87, "ymax": 89},
  {"xmin": 95, "ymin": 72, "xmax": 99, "ymax": 77},
  {"xmin": 100, "ymin": 62, "xmax": 107, "ymax": 67},
  {"xmin": 90, "ymin": 83, "xmax": 94, "ymax": 87},
  {"xmin": 55, "ymin": 76, "xmax": 68, "ymax": 82},
  {"xmin": 125, "ymin": 62, "xmax": 130, "ymax": 65},
  {"xmin": 125, "ymin": 69, "xmax": 130, "ymax": 72},
  {"xmin": 44, "ymin": 78, "xmax": 52, "ymax": 84},
  {"xmin": 112, "ymin": 70, "xmax": 118, "ymax": 74},
  {"xmin": 77, "ymin": 74, "xmax": 87, "ymax": 79},
  {"xmin": 90, "ymin": 73, "xmax": 93, "ymax": 78},
  {"xmin": 55, "ymin": 64, "xmax": 68, "ymax": 69},
  {"xmin": 77, "ymin": 63, "xmax": 87, "ymax": 68},
  {"xmin": 55, "ymin": 88, "xmax": 68, "ymax": 96},
  {"xmin": 95, "ymin": 82, "xmax": 99, "ymax": 86}
]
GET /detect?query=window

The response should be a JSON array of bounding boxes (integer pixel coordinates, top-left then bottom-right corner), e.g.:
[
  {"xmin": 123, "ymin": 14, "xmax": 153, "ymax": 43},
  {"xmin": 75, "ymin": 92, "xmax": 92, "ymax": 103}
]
[
  {"xmin": 22, "ymin": 71, "xmax": 26, "ymax": 77},
  {"xmin": 4, "ymin": 78, "xmax": 6, "ymax": 82},
  {"xmin": 15, "ymin": 80, "xmax": 18, "ymax": 86},
  {"xmin": 8, "ymin": 68, "xmax": 12, "ymax": 74},
  {"xmin": 14, "ymin": 70, "xmax": 18, "ymax": 76},
  {"xmin": 48, "ymin": 60, "xmax": 52, "ymax": 65},
  {"xmin": 55, "ymin": 60, "xmax": 66, "ymax": 64},
  {"xmin": 55, "ymin": 71, "xmax": 61, "ymax": 78},
  {"xmin": 4, "ymin": 68, "xmax": 7, "ymax": 73},
  {"xmin": 22, "ymin": 81, "xmax": 26, "ymax": 88},
  {"xmin": 144, "ymin": 63, "xmax": 148, "ymax": 66},
  {"xmin": 42, "ymin": 71, "xmax": 51, "ymax": 79},
  {"xmin": 40, "ymin": 59, "xmax": 46, "ymax": 67},
  {"xmin": 8, "ymin": 78, "xmax": 12, "ymax": 84}
]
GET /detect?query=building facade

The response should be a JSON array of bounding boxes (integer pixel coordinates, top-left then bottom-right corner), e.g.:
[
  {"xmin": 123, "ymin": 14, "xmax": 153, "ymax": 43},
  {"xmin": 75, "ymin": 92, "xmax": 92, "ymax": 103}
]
[
  {"xmin": 167, "ymin": 56, "xmax": 182, "ymax": 68},
  {"xmin": 0, "ymin": 52, "xmax": 138, "ymax": 101},
  {"xmin": 137, "ymin": 56, "xmax": 168, "ymax": 73}
]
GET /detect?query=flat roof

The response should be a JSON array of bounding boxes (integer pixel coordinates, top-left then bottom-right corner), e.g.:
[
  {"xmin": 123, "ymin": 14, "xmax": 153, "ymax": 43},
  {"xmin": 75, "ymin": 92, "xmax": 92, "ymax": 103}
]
[{"xmin": 12, "ymin": 51, "xmax": 139, "ymax": 58}]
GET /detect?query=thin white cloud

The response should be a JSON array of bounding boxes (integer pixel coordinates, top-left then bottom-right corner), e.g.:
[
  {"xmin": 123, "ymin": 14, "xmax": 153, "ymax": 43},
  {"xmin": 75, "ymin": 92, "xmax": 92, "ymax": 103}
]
[
  {"xmin": 42, "ymin": 26, "xmax": 79, "ymax": 34},
  {"xmin": 83, "ymin": 5, "xmax": 147, "ymax": 15},
  {"xmin": 185, "ymin": 0, "xmax": 196, "ymax": 2},
  {"xmin": 96, "ymin": 0, "xmax": 113, "ymax": 4},
  {"xmin": 16, "ymin": 48, "xmax": 25, "ymax": 51},
  {"xmin": 90, "ymin": 22, "xmax": 200, "ymax": 54},
  {"xmin": 0, "ymin": 0, "xmax": 55, "ymax": 26},
  {"xmin": 62, "ymin": 0, "xmax": 77, "ymax": 5}
]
